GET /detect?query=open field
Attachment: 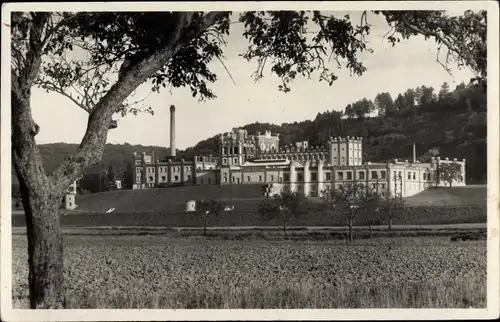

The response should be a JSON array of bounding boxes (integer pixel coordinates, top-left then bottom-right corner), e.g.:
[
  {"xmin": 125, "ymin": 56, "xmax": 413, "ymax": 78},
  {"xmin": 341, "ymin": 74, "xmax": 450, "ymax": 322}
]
[
  {"xmin": 12, "ymin": 235, "xmax": 486, "ymax": 308},
  {"xmin": 72, "ymin": 184, "xmax": 487, "ymax": 215},
  {"xmin": 404, "ymin": 185, "xmax": 487, "ymax": 207}
]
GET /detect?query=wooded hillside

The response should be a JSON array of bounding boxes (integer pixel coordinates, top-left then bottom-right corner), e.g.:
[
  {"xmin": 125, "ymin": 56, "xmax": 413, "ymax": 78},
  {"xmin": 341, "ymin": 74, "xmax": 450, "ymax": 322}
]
[
  {"xmin": 12, "ymin": 81, "xmax": 487, "ymax": 188},
  {"xmin": 184, "ymin": 81, "xmax": 487, "ymax": 183}
]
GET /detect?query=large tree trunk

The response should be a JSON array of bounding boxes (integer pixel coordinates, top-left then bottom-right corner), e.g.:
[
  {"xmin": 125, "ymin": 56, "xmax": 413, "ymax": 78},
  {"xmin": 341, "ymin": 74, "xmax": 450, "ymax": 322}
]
[
  {"xmin": 20, "ymin": 181, "xmax": 66, "ymax": 309},
  {"xmin": 12, "ymin": 90, "xmax": 66, "ymax": 308}
]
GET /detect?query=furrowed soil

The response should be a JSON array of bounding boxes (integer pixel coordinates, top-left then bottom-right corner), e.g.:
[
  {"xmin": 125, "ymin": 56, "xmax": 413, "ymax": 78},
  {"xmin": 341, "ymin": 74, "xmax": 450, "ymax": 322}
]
[{"xmin": 12, "ymin": 235, "xmax": 486, "ymax": 309}]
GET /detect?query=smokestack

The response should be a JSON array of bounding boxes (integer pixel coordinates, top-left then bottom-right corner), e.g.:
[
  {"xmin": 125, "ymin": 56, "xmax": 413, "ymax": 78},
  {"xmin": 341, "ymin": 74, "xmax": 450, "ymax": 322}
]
[
  {"xmin": 170, "ymin": 105, "xmax": 176, "ymax": 157},
  {"xmin": 413, "ymin": 142, "xmax": 416, "ymax": 163}
]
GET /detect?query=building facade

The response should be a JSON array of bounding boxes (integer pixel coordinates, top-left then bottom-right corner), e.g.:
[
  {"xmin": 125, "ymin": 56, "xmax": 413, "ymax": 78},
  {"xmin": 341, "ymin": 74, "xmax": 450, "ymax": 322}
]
[
  {"xmin": 132, "ymin": 152, "xmax": 197, "ymax": 189},
  {"xmin": 133, "ymin": 127, "xmax": 466, "ymax": 198}
]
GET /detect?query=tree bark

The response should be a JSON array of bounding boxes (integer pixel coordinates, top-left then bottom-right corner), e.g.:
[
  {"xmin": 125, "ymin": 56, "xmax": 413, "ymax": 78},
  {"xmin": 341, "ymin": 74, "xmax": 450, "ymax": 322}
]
[
  {"xmin": 12, "ymin": 90, "xmax": 66, "ymax": 309},
  {"xmin": 283, "ymin": 220, "xmax": 287, "ymax": 240},
  {"xmin": 389, "ymin": 217, "xmax": 393, "ymax": 230},
  {"xmin": 22, "ymin": 183, "xmax": 66, "ymax": 309}
]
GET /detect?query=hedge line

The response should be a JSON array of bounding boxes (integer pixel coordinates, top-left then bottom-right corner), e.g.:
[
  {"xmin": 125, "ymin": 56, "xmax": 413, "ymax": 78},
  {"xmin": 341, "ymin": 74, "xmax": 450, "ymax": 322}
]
[{"xmin": 12, "ymin": 205, "xmax": 486, "ymax": 228}]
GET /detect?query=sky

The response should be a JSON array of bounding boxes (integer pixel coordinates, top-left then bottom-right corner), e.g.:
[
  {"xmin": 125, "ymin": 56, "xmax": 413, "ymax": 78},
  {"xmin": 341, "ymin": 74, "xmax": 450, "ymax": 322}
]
[{"xmin": 30, "ymin": 11, "xmax": 476, "ymax": 150}]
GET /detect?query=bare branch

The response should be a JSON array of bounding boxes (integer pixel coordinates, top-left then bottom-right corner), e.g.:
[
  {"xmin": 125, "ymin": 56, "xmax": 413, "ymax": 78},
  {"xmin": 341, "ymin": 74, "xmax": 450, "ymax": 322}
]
[
  {"xmin": 400, "ymin": 16, "xmax": 476, "ymax": 74},
  {"xmin": 216, "ymin": 55, "xmax": 236, "ymax": 86},
  {"xmin": 35, "ymin": 79, "xmax": 90, "ymax": 112}
]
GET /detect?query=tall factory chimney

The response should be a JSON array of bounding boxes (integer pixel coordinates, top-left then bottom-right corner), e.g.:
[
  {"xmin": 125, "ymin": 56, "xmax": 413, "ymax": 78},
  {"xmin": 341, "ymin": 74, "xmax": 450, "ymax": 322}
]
[
  {"xmin": 170, "ymin": 105, "xmax": 176, "ymax": 157},
  {"xmin": 413, "ymin": 142, "xmax": 416, "ymax": 163}
]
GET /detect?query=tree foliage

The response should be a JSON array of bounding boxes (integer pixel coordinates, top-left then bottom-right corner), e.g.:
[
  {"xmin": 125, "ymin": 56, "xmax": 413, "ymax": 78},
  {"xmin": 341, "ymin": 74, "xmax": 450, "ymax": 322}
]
[
  {"xmin": 345, "ymin": 98, "xmax": 376, "ymax": 119},
  {"xmin": 375, "ymin": 10, "xmax": 487, "ymax": 87},
  {"xmin": 240, "ymin": 11, "xmax": 373, "ymax": 92},
  {"xmin": 378, "ymin": 190, "xmax": 405, "ymax": 230},
  {"xmin": 322, "ymin": 183, "xmax": 381, "ymax": 243},
  {"xmin": 375, "ymin": 92, "xmax": 395, "ymax": 116},
  {"xmin": 195, "ymin": 199, "xmax": 224, "ymax": 236},
  {"xmin": 122, "ymin": 162, "xmax": 134, "ymax": 189},
  {"xmin": 437, "ymin": 162, "xmax": 464, "ymax": 187},
  {"xmin": 258, "ymin": 191, "xmax": 308, "ymax": 239},
  {"xmin": 417, "ymin": 86, "xmax": 437, "ymax": 106}
]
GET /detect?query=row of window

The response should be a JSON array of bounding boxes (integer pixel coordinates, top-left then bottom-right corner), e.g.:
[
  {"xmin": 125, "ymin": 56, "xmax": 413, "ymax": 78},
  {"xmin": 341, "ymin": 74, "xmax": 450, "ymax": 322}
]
[
  {"xmin": 222, "ymin": 158, "xmax": 239, "ymax": 165},
  {"xmin": 331, "ymin": 146, "xmax": 361, "ymax": 152},
  {"xmin": 196, "ymin": 166, "xmax": 216, "ymax": 170},
  {"xmin": 219, "ymin": 170, "xmax": 387, "ymax": 183},
  {"xmin": 282, "ymin": 183, "xmax": 387, "ymax": 197},
  {"xmin": 278, "ymin": 170, "xmax": 385, "ymax": 182},
  {"xmin": 332, "ymin": 156, "xmax": 361, "ymax": 164},
  {"xmin": 393, "ymin": 171, "xmax": 432, "ymax": 182},
  {"xmin": 261, "ymin": 153, "xmax": 327, "ymax": 161},
  {"xmin": 145, "ymin": 174, "xmax": 193, "ymax": 182},
  {"xmin": 222, "ymin": 175, "xmax": 284, "ymax": 183},
  {"xmin": 222, "ymin": 147, "xmax": 259, "ymax": 155},
  {"xmin": 145, "ymin": 166, "xmax": 193, "ymax": 173},
  {"xmin": 336, "ymin": 170, "xmax": 386, "ymax": 180},
  {"xmin": 286, "ymin": 154, "xmax": 326, "ymax": 161}
]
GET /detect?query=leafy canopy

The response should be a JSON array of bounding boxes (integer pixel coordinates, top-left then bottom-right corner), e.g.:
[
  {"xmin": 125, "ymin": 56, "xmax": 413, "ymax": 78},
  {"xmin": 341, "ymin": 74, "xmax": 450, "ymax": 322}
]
[
  {"xmin": 196, "ymin": 199, "xmax": 224, "ymax": 219},
  {"xmin": 323, "ymin": 183, "xmax": 381, "ymax": 220},
  {"xmin": 438, "ymin": 162, "xmax": 464, "ymax": 186},
  {"xmin": 258, "ymin": 191, "xmax": 309, "ymax": 223},
  {"xmin": 12, "ymin": 10, "xmax": 487, "ymax": 119}
]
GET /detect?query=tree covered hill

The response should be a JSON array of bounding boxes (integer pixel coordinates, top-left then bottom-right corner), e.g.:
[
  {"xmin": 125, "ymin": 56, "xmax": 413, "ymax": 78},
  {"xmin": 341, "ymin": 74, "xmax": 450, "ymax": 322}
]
[
  {"xmin": 183, "ymin": 81, "xmax": 487, "ymax": 182},
  {"xmin": 12, "ymin": 81, "xmax": 486, "ymax": 186},
  {"xmin": 11, "ymin": 143, "xmax": 175, "ymax": 186}
]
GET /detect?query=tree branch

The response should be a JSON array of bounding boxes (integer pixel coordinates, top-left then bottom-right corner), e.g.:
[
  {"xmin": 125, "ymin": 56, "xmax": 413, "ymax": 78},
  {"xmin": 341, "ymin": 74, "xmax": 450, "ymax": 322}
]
[
  {"xmin": 36, "ymin": 80, "xmax": 91, "ymax": 112},
  {"xmin": 400, "ymin": 16, "xmax": 475, "ymax": 73},
  {"xmin": 49, "ymin": 11, "xmax": 226, "ymax": 190},
  {"xmin": 216, "ymin": 54, "xmax": 236, "ymax": 86}
]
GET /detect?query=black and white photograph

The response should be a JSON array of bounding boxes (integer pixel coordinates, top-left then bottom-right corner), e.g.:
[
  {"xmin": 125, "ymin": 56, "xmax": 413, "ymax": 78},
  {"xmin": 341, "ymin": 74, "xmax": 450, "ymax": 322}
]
[{"xmin": 1, "ymin": 1, "xmax": 498, "ymax": 321}]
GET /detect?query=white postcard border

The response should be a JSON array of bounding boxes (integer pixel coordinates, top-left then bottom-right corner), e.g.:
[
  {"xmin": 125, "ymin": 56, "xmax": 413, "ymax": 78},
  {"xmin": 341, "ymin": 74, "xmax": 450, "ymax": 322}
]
[{"xmin": 1, "ymin": 1, "xmax": 498, "ymax": 321}]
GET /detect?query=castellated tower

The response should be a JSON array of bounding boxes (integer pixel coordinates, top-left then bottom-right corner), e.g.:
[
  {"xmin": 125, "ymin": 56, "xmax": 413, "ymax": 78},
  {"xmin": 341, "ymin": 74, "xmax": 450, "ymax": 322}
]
[
  {"xmin": 327, "ymin": 136, "xmax": 363, "ymax": 166},
  {"xmin": 219, "ymin": 128, "xmax": 257, "ymax": 167},
  {"xmin": 254, "ymin": 130, "xmax": 280, "ymax": 154}
]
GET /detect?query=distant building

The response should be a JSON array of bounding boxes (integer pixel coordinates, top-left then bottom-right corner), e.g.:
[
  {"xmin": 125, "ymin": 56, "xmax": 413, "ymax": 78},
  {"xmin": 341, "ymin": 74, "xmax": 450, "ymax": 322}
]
[
  {"xmin": 64, "ymin": 178, "xmax": 80, "ymax": 210},
  {"xmin": 132, "ymin": 152, "xmax": 197, "ymax": 189},
  {"xmin": 133, "ymin": 127, "xmax": 466, "ymax": 198}
]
